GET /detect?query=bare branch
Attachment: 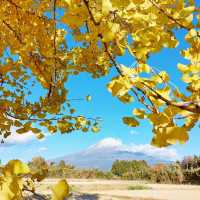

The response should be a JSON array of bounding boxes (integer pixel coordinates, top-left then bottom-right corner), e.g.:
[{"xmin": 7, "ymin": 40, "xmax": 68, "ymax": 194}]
[{"xmin": 22, "ymin": 187, "xmax": 47, "ymax": 200}]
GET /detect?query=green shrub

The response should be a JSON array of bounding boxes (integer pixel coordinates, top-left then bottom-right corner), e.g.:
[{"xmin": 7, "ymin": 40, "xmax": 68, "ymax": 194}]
[
  {"xmin": 28, "ymin": 156, "xmax": 200, "ymax": 184},
  {"xmin": 48, "ymin": 165, "xmax": 115, "ymax": 179},
  {"xmin": 111, "ymin": 160, "xmax": 151, "ymax": 180}
]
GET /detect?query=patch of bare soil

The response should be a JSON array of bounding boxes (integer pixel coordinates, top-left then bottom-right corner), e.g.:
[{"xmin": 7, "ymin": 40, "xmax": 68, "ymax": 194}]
[{"xmin": 32, "ymin": 179, "xmax": 200, "ymax": 200}]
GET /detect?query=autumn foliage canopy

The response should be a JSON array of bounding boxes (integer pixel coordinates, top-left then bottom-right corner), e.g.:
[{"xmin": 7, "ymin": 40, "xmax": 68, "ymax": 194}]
[{"xmin": 0, "ymin": 0, "xmax": 200, "ymax": 199}]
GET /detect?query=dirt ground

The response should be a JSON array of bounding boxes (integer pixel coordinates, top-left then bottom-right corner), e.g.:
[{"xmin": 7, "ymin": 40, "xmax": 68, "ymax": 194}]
[{"xmin": 36, "ymin": 179, "xmax": 200, "ymax": 200}]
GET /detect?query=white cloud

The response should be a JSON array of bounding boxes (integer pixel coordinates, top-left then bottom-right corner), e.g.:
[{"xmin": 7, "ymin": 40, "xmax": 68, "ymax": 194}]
[
  {"xmin": 38, "ymin": 147, "xmax": 48, "ymax": 153},
  {"xmin": 0, "ymin": 126, "xmax": 50, "ymax": 146},
  {"xmin": 127, "ymin": 144, "xmax": 178, "ymax": 161},
  {"xmin": 90, "ymin": 137, "xmax": 122, "ymax": 149},
  {"xmin": 88, "ymin": 137, "xmax": 178, "ymax": 161},
  {"xmin": 1, "ymin": 131, "xmax": 35, "ymax": 146},
  {"xmin": 130, "ymin": 130, "xmax": 140, "ymax": 135}
]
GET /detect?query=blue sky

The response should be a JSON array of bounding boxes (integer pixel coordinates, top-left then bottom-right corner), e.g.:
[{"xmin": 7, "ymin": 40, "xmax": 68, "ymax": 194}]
[
  {"xmin": 1, "ymin": 38, "xmax": 199, "ymax": 163},
  {"xmin": 1, "ymin": 3, "xmax": 200, "ymax": 164}
]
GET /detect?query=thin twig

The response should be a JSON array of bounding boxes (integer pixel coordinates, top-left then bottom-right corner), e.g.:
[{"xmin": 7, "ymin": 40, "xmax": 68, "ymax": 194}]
[
  {"xmin": 5, "ymin": 111, "xmax": 99, "ymax": 122},
  {"xmin": 22, "ymin": 187, "xmax": 47, "ymax": 200},
  {"xmin": 149, "ymin": 0, "xmax": 200, "ymax": 39},
  {"xmin": 83, "ymin": 0, "xmax": 101, "ymax": 26},
  {"xmin": 2, "ymin": 20, "xmax": 23, "ymax": 44},
  {"xmin": 82, "ymin": 0, "xmax": 159, "ymax": 112},
  {"xmin": 82, "ymin": 0, "xmax": 200, "ymax": 114},
  {"xmin": 48, "ymin": 0, "xmax": 57, "ymax": 98},
  {"xmin": 5, "ymin": 111, "xmax": 59, "ymax": 121},
  {"xmin": 53, "ymin": 0, "xmax": 57, "ymax": 82},
  {"xmin": 5, "ymin": 0, "xmax": 47, "ymax": 21},
  {"xmin": 142, "ymin": 82, "xmax": 200, "ymax": 114}
]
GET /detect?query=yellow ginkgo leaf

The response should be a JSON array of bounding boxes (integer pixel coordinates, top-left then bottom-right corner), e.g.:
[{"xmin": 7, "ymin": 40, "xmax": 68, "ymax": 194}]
[
  {"xmin": 3, "ymin": 160, "xmax": 30, "ymax": 176},
  {"xmin": 31, "ymin": 167, "xmax": 48, "ymax": 182},
  {"xmin": 102, "ymin": 0, "xmax": 113, "ymax": 15},
  {"xmin": 14, "ymin": 120, "xmax": 23, "ymax": 127},
  {"xmin": 107, "ymin": 76, "xmax": 132, "ymax": 97},
  {"xmin": 86, "ymin": 95, "xmax": 92, "ymax": 101},
  {"xmin": 197, "ymin": 14, "xmax": 200, "ymax": 28},
  {"xmin": 133, "ymin": 108, "xmax": 146, "ymax": 119},
  {"xmin": 138, "ymin": 64, "xmax": 151, "ymax": 73},
  {"xmin": 62, "ymin": 0, "xmax": 72, "ymax": 6},
  {"xmin": 118, "ymin": 93, "xmax": 134, "ymax": 104},
  {"xmin": 0, "ymin": 176, "xmax": 22, "ymax": 200},
  {"xmin": 92, "ymin": 126, "xmax": 100, "ymax": 133},
  {"xmin": 148, "ymin": 113, "xmax": 170, "ymax": 126},
  {"xmin": 51, "ymin": 179, "xmax": 69, "ymax": 200},
  {"xmin": 35, "ymin": 133, "xmax": 45, "ymax": 140},
  {"xmin": 152, "ymin": 71, "xmax": 169, "ymax": 83},
  {"xmin": 123, "ymin": 117, "xmax": 139, "ymax": 127},
  {"xmin": 165, "ymin": 126, "xmax": 189, "ymax": 145},
  {"xmin": 152, "ymin": 126, "xmax": 189, "ymax": 147},
  {"xmin": 16, "ymin": 128, "xmax": 28, "ymax": 134},
  {"xmin": 102, "ymin": 22, "xmax": 120, "ymax": 42},
  {"xmin": 108, "ymin": 80, "xmax": 124, "ymax": 96},
  {"xmin": 111, "ymin": 0, "xmax": 131, "ymax": 8}
]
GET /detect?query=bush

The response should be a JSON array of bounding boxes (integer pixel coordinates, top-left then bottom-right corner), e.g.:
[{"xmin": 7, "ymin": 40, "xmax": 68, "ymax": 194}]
[
  {"xmin": 26, "ymin": 156, "xmax": 200, "ymax": 184},
  {"xmin": 48, "ymin": 164, "xmax": 115, "ymax": 179},
  {"xmin": 150, "ymin": 163, "xmax": 183, "ymax": 184},
  {"xmin": 28, "ymin": 156, "xmax": 48, "ymax": 171},
  {"xmin": 181, "ymin": 156, "xmax": 200, "ymax": 184},
  {"xmin": 111, "ymin": 160, "xmax": 151, "ymax": 180}
]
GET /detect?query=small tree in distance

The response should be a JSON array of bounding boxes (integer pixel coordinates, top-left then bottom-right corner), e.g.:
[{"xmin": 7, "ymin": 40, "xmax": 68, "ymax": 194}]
[{"xmin": 28, "ymin": 156, "xmax": 48, "ymax": 170}]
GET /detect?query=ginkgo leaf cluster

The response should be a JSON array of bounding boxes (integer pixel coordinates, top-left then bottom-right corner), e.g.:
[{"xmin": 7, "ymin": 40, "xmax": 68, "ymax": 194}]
[
  {"xmin": 0, "ymin": 160, "xmax": 69, "ymax": 200},
  {"xmin": 0, "ymin": 0, "xmax": 199, "ymax": 165},
  {"xmin": 0, "ymin": 0, "xmax": 200, "ymax": 198}
]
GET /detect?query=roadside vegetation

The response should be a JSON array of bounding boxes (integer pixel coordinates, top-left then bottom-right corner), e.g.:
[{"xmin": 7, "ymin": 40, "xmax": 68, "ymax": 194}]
[{"xmin": 25, "ymin": 155, "xmax": 200, "ymax": 185}]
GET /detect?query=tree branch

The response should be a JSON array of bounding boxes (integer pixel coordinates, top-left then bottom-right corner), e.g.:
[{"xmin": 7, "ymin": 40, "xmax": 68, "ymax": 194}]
[
  {"xmin": 148, "ymin": 0, "xmax": 199, "ymax": 35},
  {"xmin": 48, "ymin": 0, "xmax": 57, "ymax": 98},
  {"xmin": 5, "ymin": 0, "xmax": 48, "ymax": 21},
  {"xmin": 5, "ymin": 111, "xmax": 59, "ymax": 121},
  {"xmin": 83, "ymin": 0, "xmax": 101, "ymax": 26},
  {"xmin": 22, "ymin": 187, "xmax": 47, "ymax": 200},
  {"xmin": 5, "ymin": 111, "xmax": 100, "ymax": 123},
  {"xmin": 53, "ymin": 0, "xmax": 57, "ymax": 82},
  {"xmin": 142, "ymin": 82, "xmax": 200, "ymax": 114},
  {"xmin": 2, "ymin": 20, "xmax": 23, "ymax": 44},
  {"xmin": 103, "ymin": 39, "xmax": 157, "ymax": 112},
  {"xmin": 82, "ymin": 0, "xmax": 200, "ymax": 115},
  {"xmin": 82, "ymin": 0, "xmax": 164, "ymax": 113}
]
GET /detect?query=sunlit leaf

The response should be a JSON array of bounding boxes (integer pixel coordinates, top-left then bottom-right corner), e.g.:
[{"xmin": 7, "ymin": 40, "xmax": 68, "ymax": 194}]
[{"xmin": 51, "ymin": 180, "xmax": 69, "ymax": 200}]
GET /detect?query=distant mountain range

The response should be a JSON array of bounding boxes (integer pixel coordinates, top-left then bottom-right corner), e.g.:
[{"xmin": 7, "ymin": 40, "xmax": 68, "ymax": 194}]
[{"xmin": 51, "ymin": 138, "xmax": 174, "ymax": 170}]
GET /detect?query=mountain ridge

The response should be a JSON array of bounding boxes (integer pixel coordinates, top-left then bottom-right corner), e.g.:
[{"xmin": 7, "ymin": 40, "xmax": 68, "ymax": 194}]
[{"xmin": 51, "ymin": 138, "xmax": 175, "ymax": 170}]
